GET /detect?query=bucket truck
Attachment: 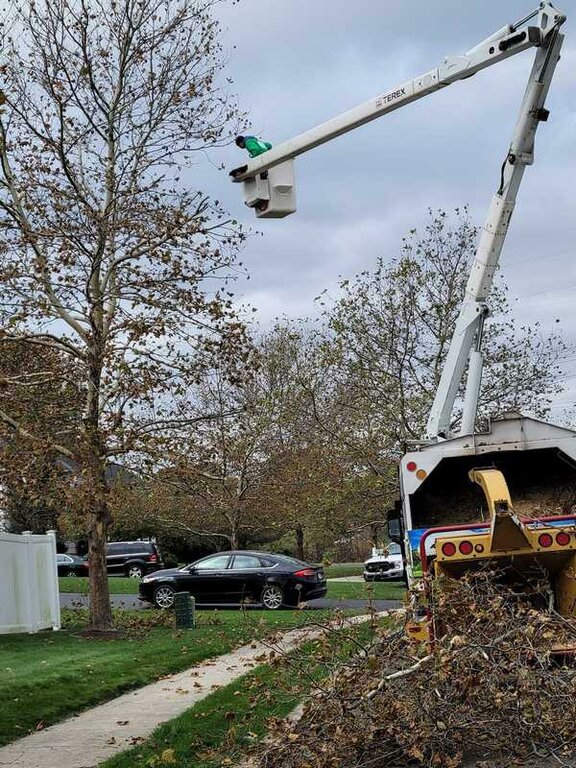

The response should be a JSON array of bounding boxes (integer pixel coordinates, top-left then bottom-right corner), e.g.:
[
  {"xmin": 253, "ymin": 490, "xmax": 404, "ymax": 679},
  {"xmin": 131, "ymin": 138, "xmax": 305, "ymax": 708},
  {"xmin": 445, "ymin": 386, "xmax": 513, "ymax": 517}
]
[{"xmin": 230, "ymin": 3, "xmax": 576, "ymax": 636}]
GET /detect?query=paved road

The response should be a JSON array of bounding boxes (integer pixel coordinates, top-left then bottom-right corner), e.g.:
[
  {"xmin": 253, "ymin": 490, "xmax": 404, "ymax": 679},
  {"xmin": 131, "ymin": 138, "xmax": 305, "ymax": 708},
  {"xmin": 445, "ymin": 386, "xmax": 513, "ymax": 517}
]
[{"xmin": 60, "ymin": 592, "xmax": 401, "ymax": 612}]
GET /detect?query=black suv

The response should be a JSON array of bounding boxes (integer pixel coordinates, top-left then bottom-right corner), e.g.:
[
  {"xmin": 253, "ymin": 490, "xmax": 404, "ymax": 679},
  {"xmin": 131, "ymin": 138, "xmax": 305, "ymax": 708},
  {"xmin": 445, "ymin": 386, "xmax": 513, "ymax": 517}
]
[{"xmin": 106, "ymin": 541, "xmax": 163, "ymax": 579}]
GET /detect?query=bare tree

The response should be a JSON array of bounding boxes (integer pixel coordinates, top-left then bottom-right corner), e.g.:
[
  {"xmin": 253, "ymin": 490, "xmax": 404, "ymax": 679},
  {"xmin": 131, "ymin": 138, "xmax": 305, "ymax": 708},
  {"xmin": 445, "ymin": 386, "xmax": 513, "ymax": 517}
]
[
  {"xmin": 125, "ymin": 326, "xmax": 369, "ymax": 558},
  {"xmin": 318, "ymin": 209, "xmax": 564, "ymax": 453},
  {"xmin": 141, "ymin": 366, "xmax": 279, "ymax": 550},
  {"xmin": 0, "ymin": 0, "xmax": 250, "ymax": 630}
]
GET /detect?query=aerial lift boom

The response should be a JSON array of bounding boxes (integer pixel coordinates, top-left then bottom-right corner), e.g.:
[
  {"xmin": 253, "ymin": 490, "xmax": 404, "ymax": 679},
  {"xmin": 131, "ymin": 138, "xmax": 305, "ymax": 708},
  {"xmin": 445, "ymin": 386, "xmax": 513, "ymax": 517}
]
[{"xmin": 230, "ymin": 2, "xmax": 565, "ymax": 441}]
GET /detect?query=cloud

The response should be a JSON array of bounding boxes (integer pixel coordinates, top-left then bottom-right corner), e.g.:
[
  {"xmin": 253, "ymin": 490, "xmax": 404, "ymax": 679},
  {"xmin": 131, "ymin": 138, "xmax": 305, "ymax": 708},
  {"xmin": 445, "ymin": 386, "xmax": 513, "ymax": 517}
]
[{"xmin": 193, "ymin": 0, "xmax": 576, "ymax": 419}]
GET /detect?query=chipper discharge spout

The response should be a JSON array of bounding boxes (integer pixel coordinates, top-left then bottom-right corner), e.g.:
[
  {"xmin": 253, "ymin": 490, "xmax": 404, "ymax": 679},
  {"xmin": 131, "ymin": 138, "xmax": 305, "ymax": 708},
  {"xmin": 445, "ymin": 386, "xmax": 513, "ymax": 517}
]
[{"xmin": 469, "ymin": 468, "xmax": 532, "ymax": 552}]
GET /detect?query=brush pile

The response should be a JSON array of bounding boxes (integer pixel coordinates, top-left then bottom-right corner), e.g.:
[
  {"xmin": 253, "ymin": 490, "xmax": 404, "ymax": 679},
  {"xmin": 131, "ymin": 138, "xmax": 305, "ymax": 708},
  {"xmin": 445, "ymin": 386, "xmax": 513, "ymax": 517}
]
[{"xmin": 259, "ymin": 569, "xmax": 576, "ymax": 768}]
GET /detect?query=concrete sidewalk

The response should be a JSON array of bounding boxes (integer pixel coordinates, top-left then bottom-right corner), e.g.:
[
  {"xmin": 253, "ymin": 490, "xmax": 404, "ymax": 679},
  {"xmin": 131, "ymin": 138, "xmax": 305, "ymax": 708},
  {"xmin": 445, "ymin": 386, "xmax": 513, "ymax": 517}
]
[
  {"xmin": 0, "ymin": 613, "xmax": 388, "ymax": 768},
  {"xmin": 325, "ymin": 575, "xmax": 364, "ymax": 582}
]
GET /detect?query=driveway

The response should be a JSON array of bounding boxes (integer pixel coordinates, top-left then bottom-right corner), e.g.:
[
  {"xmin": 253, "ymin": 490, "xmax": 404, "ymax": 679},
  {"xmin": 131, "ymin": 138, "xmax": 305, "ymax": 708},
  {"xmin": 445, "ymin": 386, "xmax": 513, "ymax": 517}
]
[{"xmin": 60, "ymin": 592, "xmax": 401, "ymax": 612}]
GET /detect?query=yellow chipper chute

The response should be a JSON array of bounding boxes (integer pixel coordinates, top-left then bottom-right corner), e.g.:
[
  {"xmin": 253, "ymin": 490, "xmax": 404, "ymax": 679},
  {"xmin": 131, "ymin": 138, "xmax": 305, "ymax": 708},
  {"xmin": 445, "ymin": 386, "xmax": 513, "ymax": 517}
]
[{"xmin": 432, "ymin": 468, "xmax": 576, "ymax": 619}]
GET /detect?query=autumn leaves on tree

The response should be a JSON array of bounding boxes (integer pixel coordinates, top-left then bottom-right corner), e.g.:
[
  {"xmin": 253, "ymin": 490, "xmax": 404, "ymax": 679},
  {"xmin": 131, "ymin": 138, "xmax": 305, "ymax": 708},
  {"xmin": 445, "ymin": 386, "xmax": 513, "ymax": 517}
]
[
  {"xmin": 0, "ymin": 3, "xmax": 565, "ymax": 631},
  {"xmin": 0, "ymin": 0, "xmax": 251, "ymax": 630}
]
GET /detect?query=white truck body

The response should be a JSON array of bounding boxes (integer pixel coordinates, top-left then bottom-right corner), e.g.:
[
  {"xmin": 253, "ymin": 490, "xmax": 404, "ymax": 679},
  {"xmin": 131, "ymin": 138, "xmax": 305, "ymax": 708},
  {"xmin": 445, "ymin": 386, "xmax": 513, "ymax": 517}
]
[{"xmin": 400, "ymin": 413, "xmax": 576, "ymax": 582}]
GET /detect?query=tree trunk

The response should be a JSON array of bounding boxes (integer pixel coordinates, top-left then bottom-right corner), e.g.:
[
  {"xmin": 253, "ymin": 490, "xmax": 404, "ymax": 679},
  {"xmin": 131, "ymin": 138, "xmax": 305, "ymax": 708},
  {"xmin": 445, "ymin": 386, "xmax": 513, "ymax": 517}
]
[
  {"xmin": 295, "ymin": 524, "xmax": 305, "ymax": 561},
  {"xmin": 84, "ymin": 372, "xmax": 113, "ymax": 631},
  {"xmin": 229, "ymin": 515, "xmax": 239, "ymax": 550},
  {"xmin": 88, "ymin": 506, "xmax": 113, "ymax": 631},
  {"xmin": 370, "ymin": 523, "xmax": 379, "ymax": 550}
]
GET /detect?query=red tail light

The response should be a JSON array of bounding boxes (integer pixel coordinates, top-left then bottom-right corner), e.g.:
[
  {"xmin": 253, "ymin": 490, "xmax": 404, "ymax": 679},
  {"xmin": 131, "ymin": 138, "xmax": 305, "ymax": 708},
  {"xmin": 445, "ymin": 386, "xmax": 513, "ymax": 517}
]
[
  {"xmin": 294, "ymin": 568, "xmax": 316, "ymax": 577},
  {"xmin": 538, "ymin": 533, "xmax": 553, "ymax": 548},
  {"xmin": 441, "ymin": 542, "xmax": 456, "ymax": 557},
  {"xmin": 148, "ymin": 553, "xmax": 158, "ymax": 563},
  {"xmin": 459, "ymin": 541, "xmax": 473, "ymax": 555},
  {"xmin": 556, "ymin": 532, "xmax": 571, "ymax": 546}
]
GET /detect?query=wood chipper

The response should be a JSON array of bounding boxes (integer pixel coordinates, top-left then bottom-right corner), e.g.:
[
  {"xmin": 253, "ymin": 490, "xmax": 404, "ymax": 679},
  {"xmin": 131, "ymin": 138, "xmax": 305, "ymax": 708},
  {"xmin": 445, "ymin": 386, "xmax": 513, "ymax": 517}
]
[{"xmin": 394, "ymin": 414, "xmax": 576, "ymax": 643}]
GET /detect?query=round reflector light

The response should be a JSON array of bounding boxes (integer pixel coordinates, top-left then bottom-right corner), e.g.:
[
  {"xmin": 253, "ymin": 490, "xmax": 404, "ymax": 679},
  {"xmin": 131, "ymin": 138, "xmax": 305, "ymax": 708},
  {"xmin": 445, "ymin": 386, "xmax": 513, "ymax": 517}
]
[
  {"xmin": 441, "ymin": 542, "xmax": 456, "ymax": 557},
  {"xmin": 556, "ymin": 532, "xmax": 571, "ymax": 546},
  {"xmin": 459, "ymin": 541, "xmax": 473, "ymax": 555},
  {"xmin": 538, "ymin": 533, "xmax": 553, "ymax": 548},
  {"xmin": 406, "ymin": 461, "xmax": 417, "ymax": 472},
  {"xmin": 416, "ymin": 469, "xmax": 427, "ymax": 481},
  {"xmin": 474, "ymin": 543, "xmax": 484, "ymax": 553}
]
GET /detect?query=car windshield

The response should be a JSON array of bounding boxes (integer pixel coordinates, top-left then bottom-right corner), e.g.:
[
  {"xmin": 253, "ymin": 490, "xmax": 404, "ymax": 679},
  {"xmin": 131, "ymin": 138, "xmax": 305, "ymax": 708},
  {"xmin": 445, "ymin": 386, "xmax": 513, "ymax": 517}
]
[{"xmin": 368, "ymin": 544, "xmax": 401, "ymax": 559}]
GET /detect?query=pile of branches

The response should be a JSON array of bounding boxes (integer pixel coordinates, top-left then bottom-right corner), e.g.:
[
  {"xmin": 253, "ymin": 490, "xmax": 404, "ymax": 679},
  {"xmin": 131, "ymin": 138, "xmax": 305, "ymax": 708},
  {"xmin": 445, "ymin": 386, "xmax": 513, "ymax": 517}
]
[{"xmin": 258, "ymin": 568, "xmax": 576, "ymax": 768}]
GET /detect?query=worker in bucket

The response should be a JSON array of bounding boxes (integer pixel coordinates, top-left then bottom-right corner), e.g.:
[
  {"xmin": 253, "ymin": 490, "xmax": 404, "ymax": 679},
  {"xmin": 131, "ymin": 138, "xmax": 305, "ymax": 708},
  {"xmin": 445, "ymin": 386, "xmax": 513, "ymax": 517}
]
[{"xmin": 236, "ymin": 135, "xmax": 272, "ymax": 158}]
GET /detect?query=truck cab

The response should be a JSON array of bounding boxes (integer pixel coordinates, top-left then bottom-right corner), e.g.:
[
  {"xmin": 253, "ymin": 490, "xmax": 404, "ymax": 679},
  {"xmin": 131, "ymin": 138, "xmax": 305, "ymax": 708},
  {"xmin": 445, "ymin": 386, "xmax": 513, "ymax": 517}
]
[{"xmin": 363, "ymin": 543, "xmax": 404, "ymax": 582}]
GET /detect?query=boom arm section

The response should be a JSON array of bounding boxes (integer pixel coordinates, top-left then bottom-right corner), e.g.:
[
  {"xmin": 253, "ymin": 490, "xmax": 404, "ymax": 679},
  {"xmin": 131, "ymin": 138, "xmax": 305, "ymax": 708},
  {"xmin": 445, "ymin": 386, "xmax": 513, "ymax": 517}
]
[
  {"xmin": 229, "ymin": 3, "xmax": 566, "ymax": 440},
  {"xmin": 230, "ymin": 4, "xmax": 562, "ymax": 186},
  {"xmin": 426, "ymin": 22, "xmax": 564, "ymax": 439}
]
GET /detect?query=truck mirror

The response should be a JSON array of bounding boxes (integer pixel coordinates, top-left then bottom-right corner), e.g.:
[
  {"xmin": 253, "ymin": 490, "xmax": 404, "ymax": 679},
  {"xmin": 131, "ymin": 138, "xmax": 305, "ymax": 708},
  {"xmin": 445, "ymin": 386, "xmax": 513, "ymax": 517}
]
[
  {"xmin": 387, "ymin": 500, "xmax": 403, "ymax": 544},
  {"xmin": 388, "ymin": 517, "xmax": 401, "ymax": 543},
  {"xmin": 243, "ymin": 160, "xmax": 296, "ymax": 219}
]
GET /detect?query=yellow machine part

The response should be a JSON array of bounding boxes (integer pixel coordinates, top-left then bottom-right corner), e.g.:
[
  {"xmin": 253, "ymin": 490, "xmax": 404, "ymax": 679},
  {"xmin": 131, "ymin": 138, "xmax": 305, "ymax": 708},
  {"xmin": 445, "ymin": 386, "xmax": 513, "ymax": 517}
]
[{"xmin": 430, "ymin": 468, "xmax": 576, "ymax": 620}]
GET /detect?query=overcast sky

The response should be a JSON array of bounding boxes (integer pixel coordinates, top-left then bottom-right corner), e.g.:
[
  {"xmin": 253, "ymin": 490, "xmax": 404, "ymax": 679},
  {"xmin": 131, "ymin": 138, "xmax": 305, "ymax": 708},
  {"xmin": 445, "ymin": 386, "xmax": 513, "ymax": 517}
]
[{"xmin": 196, "ymin": 0, "xmax": 576, "ymax": 419}]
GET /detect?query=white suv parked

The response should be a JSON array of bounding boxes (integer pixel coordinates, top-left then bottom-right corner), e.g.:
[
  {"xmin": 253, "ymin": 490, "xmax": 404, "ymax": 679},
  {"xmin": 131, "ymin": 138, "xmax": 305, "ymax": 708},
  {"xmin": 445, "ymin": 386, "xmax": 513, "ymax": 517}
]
[{"xmin": 363, "ymin": 544, "xmax": 404, "ymax": 582}]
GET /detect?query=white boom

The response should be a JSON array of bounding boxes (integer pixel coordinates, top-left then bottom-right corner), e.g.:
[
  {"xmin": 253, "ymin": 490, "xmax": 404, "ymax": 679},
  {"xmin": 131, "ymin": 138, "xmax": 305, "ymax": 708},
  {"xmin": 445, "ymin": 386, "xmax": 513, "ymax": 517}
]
[{"xmin": 230, "ymin": 2, "xmax": 566, "ymax": 441}]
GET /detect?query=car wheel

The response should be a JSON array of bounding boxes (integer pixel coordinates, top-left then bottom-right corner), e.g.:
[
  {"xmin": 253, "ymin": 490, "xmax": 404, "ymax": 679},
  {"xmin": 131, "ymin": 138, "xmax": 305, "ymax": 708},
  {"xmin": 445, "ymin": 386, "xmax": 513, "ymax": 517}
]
[
  {"xmin": 261, "ymin": 584, "xmax": 284, "ymax": 610},
  {"xmin": 127, "ymin": 564, "xmax": 144, "ymax": 579},
  {"xmin": 153, "ymin": 584, "xmax": 176, "ymax": 609}
]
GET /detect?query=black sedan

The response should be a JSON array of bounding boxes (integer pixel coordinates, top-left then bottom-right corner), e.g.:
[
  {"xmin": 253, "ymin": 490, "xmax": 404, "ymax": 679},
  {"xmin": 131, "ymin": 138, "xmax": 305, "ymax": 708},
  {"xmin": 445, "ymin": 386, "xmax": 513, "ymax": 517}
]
[
  {"xmin": 56, "ymin": 553, "xmax": 89, "ymax": 577},
  {"xmin": 139, "ymin": 551, "xmax": 327, "ymax": 610}
]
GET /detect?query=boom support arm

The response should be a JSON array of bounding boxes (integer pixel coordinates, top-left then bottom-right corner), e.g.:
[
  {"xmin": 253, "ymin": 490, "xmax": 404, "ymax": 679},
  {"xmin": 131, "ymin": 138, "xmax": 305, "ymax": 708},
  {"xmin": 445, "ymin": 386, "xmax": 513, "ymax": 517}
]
[
  {"xmin": 230, "ymin": 3, "xmax": 566, "ymax": 441},
  {"xmin": 427, "ymin": 22, "xmax": 564, "ymax": 439}
]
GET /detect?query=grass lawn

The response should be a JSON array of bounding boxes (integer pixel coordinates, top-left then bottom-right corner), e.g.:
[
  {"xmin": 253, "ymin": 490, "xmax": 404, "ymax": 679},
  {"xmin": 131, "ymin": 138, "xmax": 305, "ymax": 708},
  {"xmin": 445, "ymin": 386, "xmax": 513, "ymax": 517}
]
[
  {"xmin": 102, "ymin": 620, "xmax": 385, "ymax": 768},
  {"xmin": 326, "ymin": 580, "xmax": 405, "ymax": 601},
  {"xmin": 323, "ymin": 562, "xmax": 363, "ymax": 578},
  {"xmin": 59, "ymin": 576, "xmax": 139, "ymax": 594},
  {"xmin": 0, "ymin": 607, "xmax": 338, "ymax": 748}
]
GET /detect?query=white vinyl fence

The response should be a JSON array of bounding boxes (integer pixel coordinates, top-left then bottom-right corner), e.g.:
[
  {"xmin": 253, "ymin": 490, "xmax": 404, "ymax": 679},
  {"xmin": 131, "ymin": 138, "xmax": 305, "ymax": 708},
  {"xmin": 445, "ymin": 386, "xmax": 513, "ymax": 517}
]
[{"xmin": 0, "ymin": 530, "xmax": 61, "ymax": 634}]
